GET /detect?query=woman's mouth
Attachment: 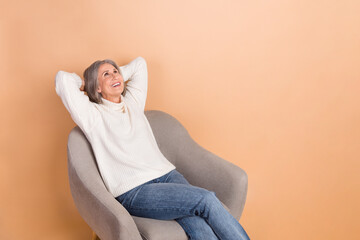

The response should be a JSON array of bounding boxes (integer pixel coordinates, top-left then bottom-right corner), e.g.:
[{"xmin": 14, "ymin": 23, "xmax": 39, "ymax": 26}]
[{"xmin": 112, "ymin": 82, "xmax": 121, "ymax": 87}]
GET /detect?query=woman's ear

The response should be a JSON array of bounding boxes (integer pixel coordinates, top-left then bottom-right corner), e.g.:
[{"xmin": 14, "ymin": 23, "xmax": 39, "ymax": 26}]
[{"xmin": 97, "ymin": 86, "xmax": 101, "ymax": 93}]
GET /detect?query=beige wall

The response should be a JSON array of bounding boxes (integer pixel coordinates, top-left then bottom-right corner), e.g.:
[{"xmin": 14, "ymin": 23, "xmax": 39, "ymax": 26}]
[{"xmin": 1, "ymin": 0, "xmax": 359, "ymax": 239}]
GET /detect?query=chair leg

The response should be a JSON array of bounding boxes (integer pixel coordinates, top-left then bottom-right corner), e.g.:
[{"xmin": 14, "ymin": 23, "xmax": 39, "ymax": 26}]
[{"xmin": 92, "ymin": 231, "xmax": 100, "ymax": 240}]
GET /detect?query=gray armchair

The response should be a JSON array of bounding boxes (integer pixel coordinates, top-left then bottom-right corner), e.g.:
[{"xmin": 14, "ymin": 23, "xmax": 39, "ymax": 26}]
[{"xmin": 67, "ymin": 110, "xmax": 248, "ymax": 240}]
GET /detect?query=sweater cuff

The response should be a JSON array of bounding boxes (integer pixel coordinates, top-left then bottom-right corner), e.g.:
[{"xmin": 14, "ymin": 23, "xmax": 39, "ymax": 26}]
[{"xmin": 119, "ymin": 66, "xmax": 129, "ymax": 82}]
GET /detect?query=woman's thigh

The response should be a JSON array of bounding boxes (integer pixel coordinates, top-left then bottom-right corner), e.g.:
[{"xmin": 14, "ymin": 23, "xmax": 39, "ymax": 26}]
[
  {"xmin": 116, "ymin": 170, "xmax": 213, "ymax": 220},
  {"xmin": 116, "ymin": 170, "xmax": 220, "ymax": 239},
  {"xmin": 120, "ymin": 181, "xmax": 211, "ymax": 220},
  {"xmin": 163, "ymin": 169, "xmax": 190, "ymax": 185}
]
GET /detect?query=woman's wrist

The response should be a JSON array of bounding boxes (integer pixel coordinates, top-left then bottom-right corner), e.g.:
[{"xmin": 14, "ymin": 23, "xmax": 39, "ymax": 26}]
[{"xmin": 80, "ymin": 79, "xmax": 85, "ymax": 91}]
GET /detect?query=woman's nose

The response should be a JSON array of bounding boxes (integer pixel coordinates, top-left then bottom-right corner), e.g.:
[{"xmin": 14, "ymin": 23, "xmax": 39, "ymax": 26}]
[{"xmin": 110, "ymin": 72, "xmax": 117, "ymax": 79}]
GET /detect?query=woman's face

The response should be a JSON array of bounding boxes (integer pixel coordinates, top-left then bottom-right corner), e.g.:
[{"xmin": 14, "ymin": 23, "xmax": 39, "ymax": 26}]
[{"xmin": 97, "ymin": 63, "xmax": 124, "ymax": 103}]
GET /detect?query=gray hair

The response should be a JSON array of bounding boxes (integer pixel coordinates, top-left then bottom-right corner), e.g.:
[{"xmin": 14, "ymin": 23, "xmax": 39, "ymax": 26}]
[{"xmin": 83, "ymin": 59, "xmax": 126, "ymax": 104}]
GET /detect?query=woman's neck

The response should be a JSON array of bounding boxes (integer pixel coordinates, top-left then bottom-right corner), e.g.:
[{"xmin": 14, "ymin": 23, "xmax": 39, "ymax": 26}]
[{"xmin": 103, "ymin": 95, "xmax": 121, "ymax": 103}]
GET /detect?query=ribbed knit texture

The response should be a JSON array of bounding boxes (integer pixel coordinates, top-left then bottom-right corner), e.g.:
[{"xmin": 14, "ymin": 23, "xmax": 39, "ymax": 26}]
[{"xmin": 55, "ymin": 57, "xmax": 175, "ymax": 197}]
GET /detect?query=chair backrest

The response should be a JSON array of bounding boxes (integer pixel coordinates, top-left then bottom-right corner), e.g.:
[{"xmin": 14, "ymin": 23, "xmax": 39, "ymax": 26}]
[{"xmin": 144, "ymin": 110, "xmax": 193, "ymax": 166}]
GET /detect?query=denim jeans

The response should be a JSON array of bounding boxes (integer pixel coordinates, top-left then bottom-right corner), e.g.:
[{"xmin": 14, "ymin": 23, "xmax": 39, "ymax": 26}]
[{"xmin": 115, "ymin": 170, "xmax": 250, "ymax": 240}]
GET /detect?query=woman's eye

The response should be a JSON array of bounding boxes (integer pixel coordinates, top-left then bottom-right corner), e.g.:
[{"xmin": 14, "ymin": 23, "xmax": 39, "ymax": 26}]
[
  {"xmin": 114, "ymin": 70, "xmax": 118, "ymax": 74},
  {"xmin": 104, "ymin": 72, "xmax": 109, "ymax": 76}
]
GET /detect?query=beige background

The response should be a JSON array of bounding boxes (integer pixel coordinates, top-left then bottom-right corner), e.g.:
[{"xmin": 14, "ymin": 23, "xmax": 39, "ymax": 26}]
[{"xmin": 1, "ymin": 0, "xmax": 359, "ymax": 239}]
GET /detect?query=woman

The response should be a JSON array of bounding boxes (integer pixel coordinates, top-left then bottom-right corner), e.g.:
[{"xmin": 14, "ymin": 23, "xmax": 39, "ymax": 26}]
[{"xmin": 55, "ymin": 57, "xmax": 250, "ymax": 240}]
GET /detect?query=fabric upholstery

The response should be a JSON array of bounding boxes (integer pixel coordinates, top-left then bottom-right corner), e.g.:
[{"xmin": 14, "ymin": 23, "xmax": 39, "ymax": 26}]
[{"xmin": 67, "ymin": 110, "xmax": 248, "ymax": 240}]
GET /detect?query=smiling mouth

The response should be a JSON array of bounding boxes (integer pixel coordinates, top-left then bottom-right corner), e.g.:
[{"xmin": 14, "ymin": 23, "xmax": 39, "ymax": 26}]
[{"xmin": 112, "ymin": 82, "xmax": 121, "ymax": 87}]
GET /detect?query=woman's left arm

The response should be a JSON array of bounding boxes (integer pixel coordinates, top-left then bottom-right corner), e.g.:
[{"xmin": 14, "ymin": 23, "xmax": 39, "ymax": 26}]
[{"xmin": 119, "ymin": 57, "xmax": 148, "ymax": 111}]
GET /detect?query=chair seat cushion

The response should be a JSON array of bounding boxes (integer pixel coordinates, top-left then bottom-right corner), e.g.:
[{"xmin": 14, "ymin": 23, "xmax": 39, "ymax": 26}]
[
  {"xmin": 131, "ymin": 203, "xmax": 230, "ymax": 240},
  {"xmin": 132, "ymin": 216, "xmax": 188, "ymax": 240}
]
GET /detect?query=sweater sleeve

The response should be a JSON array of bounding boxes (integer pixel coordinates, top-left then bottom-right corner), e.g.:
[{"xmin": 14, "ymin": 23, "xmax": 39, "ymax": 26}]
[
  {"xmin": 55, "ymin": 71, "xmax": 100, "ymax": 132},
  {"xmin": 119, "ymin": 57, "xmax": 148, "ymax": 111}
]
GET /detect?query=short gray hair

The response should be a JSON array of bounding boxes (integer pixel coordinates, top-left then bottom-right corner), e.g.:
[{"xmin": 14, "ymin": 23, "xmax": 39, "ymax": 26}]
[{"xmin": 83, "ymin": 59, "xmax": 126, "ymax": 104}]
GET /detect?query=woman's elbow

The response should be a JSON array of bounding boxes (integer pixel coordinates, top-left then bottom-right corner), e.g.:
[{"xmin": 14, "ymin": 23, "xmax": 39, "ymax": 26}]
[
  {"xmin": 136, "ymin": 56, "xmax": 147, "ymax": 68},
  {"xmin": 55, "ymin": 71, "xmax": 65, "ymax": 95}
]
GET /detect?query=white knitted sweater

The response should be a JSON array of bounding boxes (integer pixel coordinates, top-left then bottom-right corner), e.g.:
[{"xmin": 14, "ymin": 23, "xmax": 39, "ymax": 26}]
[{"xmin": 55, "ymin": 57, "xmax": 175, "ymax": 197}]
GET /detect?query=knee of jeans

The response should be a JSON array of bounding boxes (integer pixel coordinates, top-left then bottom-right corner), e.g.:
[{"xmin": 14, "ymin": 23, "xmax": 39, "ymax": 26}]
[
  {"xmin": 194, "ymin": 190, "xmax": 218, "ymax": 216},
  {"xmin": 203, "ymin": 190, "xmax": 217, "ymax": 202}
]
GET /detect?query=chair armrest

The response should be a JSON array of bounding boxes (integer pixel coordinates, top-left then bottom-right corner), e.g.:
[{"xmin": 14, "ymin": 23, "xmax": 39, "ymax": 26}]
[
  {"xmin": 68, "ymin": 127, "xmax": 142, "ymax": 240},
  {"xmin": 174, "ymin": 137, "xmax": 248, "ymax": 220},
  {"xmin": 69, "ymin": 169, "xmax": 142, "ymax": 240},
  {"xmin": 145, "ymin": 110, "xmax": 248, "ymax": 220}
]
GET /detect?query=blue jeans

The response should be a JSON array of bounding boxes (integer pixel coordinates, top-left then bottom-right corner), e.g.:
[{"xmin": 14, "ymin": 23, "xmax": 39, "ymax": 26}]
[{"xmin": 116, "ymin": 170, "xmax": 250, "ymax": 240}]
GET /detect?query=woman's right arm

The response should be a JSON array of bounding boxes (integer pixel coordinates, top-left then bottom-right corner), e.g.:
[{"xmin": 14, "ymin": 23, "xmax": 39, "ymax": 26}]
[{"xmin": 55, "ymin": 71, "xmax": 100, "ymax": 132}]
